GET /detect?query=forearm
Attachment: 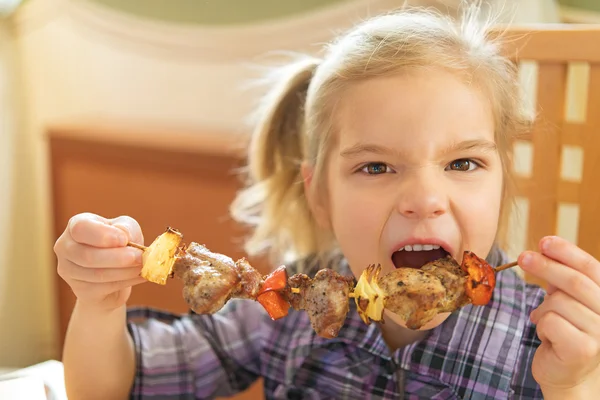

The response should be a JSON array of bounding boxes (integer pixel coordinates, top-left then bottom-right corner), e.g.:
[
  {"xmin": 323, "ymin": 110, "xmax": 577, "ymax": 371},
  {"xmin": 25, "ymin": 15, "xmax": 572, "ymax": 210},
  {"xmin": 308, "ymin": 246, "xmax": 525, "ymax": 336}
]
[{"xmin": 62, "ymin": 302, "xmax": 135, "ymax": 400}]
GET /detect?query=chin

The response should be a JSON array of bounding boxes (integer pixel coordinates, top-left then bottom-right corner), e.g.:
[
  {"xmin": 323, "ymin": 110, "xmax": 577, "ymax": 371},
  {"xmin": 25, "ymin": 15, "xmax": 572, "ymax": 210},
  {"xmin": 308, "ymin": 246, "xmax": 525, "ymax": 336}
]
[{"xmin": 383, "ymin": 310, "xmax": 451, "ymax": 331}]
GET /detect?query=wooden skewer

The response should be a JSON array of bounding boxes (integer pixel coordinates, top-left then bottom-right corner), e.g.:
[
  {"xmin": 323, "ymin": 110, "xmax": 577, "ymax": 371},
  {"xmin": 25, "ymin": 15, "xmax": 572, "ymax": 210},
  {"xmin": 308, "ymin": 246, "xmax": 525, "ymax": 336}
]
[
  {"xmin": 129, "ymin": 239, "xmax": 520, "ymax": 273},
  {"xmin": 291, "ymin": 287, "xmax": 356, "ymax": 298},
  {"xmin": 128, "ymin": 236, "xmax": 518, "ymax": 291},
  {"xmin": 127, "ymin": 242, "xmax": 147, "ymax": 251},
  {"xmin": 289, "ymin": 261, "xmax": 518, "ymax": 297},
  {"xmin": 494, "ymin": 261, "xmax": 518, "ymax": 272}
]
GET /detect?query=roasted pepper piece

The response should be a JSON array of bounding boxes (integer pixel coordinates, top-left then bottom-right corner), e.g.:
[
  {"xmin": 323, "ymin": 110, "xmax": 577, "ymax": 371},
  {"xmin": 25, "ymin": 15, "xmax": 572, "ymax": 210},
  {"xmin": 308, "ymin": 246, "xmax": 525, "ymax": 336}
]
[
  {"xmin": 461, "ymin": 251, "xmax": 496, "ymax": 306},
  {"xmin": 257, "ymin": 265, "xmax": 288, "ymax": 295},
  {"xmin": 257, "ymin": 291, "xmax": 289, "ymax": 320}
]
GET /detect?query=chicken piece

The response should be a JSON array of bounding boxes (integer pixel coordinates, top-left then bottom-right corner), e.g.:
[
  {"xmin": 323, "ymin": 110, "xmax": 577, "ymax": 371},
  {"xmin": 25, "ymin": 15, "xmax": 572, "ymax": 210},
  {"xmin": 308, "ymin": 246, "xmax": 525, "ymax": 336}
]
[
  {"xmin": 377, "ymin": 256, "xmax": 470, "ymax": 329},
  {"xmin": 173, "ymin": 242, "xmax": 262, "ymax": 314},
  {"xmin": 235, "ymin": 258, "xmax": 264, "ymax": 299},
  {"xmin": 285, "ymin": 269, "xmax": 355, "ymax": 338}
]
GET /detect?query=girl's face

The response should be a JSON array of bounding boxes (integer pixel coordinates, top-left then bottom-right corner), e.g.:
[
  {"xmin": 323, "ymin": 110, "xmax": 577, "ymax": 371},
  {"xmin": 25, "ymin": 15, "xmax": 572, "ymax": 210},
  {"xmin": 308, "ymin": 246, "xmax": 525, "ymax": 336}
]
[{"xmin": 306, "ymin": 68, "xmax": 503, "ymax": 330}]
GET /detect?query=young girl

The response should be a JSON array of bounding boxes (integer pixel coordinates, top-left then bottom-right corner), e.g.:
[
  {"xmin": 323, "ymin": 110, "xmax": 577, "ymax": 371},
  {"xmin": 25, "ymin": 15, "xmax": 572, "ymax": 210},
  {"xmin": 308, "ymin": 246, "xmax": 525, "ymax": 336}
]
[{"xmin": 54, "ymin": 5, "xmax": 600, "ymax": 400}]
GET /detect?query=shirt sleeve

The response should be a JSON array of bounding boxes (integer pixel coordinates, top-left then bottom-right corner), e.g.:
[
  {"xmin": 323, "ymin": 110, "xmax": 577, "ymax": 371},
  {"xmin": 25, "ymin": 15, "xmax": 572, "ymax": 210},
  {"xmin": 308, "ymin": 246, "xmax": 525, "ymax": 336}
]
[
  {"xmin": 126, "ymin": 298, "xmax": 269, "ymax": 399},
  {"xmin": 510, "ymin": 283, "xmax": 545, "ymax": 399}
]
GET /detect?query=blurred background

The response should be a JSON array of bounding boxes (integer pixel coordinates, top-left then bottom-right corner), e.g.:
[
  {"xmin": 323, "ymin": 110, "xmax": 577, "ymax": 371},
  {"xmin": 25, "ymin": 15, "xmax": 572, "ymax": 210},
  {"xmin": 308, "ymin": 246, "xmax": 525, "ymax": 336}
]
[{"xmin": 0, "ymin": 0, "xmax": 597, "ymax": 397}]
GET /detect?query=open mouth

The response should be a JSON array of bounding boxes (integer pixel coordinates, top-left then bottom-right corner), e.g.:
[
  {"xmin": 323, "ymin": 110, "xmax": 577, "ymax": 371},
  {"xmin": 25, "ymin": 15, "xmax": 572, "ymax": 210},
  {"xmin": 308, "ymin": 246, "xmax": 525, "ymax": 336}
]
[{"xmin": 392, "ymin": 245, "xmax": 450, "ymax": 269}]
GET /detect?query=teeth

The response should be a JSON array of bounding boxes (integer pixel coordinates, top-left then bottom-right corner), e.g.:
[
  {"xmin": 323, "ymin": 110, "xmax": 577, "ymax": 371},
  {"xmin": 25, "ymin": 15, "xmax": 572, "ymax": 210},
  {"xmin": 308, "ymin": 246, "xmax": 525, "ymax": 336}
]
[{"xmin": 398, "ymin": 244, "xmax": 441, "ymax": 252}]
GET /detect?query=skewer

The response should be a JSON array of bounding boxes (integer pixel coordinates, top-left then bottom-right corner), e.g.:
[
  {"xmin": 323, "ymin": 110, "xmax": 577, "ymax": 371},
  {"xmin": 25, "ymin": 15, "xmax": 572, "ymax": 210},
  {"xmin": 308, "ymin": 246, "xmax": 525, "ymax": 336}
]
[
  {"xmin": 127, "ymin": 242, "xmax": 147, "ymax": 251},
  {"xmin": 128, "ymin": 239, "xmax": 516, "ymax": 296},
  {"xmin": 289, "ymin": 262, "xmax": 519, "ymax": 295},
  {"xmin": 494, "ymin": 261, "xmax": 518, "ymax": 272},
  {"xmin": 290, "ymin": 287, "xmax": 356, "ymax": 297}
]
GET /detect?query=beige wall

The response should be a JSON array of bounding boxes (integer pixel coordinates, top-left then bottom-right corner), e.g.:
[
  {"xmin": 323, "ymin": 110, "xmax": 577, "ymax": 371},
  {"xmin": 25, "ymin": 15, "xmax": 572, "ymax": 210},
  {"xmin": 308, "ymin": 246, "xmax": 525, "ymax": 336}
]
[
  {"xmin": 2, "ymin": 0, "xmax": 560, "ymax": 366},
  {"xmin": 0, "ymin": 18, "xmax": 57, "ymax": 367}
]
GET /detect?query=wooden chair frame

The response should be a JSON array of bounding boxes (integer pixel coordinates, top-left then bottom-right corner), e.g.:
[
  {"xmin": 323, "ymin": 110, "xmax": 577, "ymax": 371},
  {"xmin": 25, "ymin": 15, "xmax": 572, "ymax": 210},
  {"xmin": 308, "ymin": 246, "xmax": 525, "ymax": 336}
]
[{"xmin": 490, "ymin": 24, "xmax": 600, "ymax": 262}]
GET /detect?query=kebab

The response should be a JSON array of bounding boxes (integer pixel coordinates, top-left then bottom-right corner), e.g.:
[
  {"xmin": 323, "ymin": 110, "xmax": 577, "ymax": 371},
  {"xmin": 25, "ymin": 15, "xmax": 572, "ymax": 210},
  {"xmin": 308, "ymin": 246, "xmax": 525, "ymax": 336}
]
[{"xmin": 128, "ymin": 227, "xmax": 517, "ymax": 338}]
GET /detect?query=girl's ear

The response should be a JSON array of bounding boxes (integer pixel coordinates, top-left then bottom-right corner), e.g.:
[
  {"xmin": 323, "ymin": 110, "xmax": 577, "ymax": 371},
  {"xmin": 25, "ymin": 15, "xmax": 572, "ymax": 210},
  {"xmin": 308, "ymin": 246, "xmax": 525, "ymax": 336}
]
[{"xmin": 301, "ymin": 161, "xmax": 331, "ymax": 230}]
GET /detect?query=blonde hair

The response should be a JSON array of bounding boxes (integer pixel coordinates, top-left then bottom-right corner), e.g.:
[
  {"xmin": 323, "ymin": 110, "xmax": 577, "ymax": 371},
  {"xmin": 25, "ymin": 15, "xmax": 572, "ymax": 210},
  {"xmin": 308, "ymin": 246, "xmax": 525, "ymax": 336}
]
[{"xmin": 230, "ymin": 3, "xmax": 532, "ymax": 272}]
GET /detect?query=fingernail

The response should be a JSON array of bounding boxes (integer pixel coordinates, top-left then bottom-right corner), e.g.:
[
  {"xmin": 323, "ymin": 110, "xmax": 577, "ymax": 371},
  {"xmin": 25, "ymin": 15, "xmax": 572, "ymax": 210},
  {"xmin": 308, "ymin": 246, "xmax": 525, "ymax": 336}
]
[{"xmin": 521, "ymin": 252, "xmax": 532, "ymax": 267}]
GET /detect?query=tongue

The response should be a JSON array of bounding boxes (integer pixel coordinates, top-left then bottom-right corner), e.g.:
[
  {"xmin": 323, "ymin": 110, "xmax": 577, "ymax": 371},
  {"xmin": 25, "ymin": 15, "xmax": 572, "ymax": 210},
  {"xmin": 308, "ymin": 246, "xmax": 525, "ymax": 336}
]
[{"xmin": 392, "ymin": 248, "xmax": 448, "ymax": 269}]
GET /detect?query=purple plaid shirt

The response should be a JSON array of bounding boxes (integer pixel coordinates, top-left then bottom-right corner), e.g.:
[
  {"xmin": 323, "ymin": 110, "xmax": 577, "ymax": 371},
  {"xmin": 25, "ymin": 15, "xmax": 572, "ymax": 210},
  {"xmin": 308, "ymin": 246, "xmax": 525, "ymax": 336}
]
[{"xmin": 126, "ymin": 248, "xmax": 545, "ymax": 399}]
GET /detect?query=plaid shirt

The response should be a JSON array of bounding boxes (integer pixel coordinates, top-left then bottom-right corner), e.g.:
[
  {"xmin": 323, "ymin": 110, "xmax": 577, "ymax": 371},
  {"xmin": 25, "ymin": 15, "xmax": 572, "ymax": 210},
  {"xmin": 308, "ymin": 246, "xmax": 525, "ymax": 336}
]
[{"xmin": 127, "ymin": 248, "xmax": 545, "ymax": 399}]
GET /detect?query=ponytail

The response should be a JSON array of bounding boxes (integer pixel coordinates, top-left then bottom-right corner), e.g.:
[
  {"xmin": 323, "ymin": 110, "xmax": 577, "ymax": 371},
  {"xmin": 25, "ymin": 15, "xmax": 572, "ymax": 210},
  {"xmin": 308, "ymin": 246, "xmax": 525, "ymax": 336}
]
[{"xmin": 230, "ymin": 55, "xmax": 327, "ymax": 269}]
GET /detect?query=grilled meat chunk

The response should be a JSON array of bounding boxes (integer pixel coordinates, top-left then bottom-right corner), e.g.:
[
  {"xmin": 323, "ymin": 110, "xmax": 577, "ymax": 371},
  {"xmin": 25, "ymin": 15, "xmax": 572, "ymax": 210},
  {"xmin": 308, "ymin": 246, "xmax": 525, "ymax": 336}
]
[
  {"xmin": 286, "ymin": 269, "xmax": 355, "ymax": 338},
  {"xmin": 378, "ymin": 256, "xmax": 470, "ymax": 329},
  {"xmin": 172, "ymin": 242, "xmax": 262, "ymax": 314}
]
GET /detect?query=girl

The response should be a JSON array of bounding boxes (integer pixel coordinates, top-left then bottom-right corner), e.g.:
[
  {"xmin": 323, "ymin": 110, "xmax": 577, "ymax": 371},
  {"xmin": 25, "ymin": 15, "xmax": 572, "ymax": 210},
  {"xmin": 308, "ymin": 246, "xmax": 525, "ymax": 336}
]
[{"xmin": 54, "ymin": 5, "xmax": 600, "ymax": 400}]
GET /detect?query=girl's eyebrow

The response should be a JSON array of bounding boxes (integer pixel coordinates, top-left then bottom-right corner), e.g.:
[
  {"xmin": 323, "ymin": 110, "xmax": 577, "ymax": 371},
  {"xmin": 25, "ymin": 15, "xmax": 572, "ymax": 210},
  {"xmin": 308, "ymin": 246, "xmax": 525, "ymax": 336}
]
[
  {"xmin": 339, "ymin": 139, "xmax": 497, "ymax": 159},
  {"xmin": 339, "ymin": 143, "xmax": 401, "ymax": 159},
  {"xmin": 443, "ymin": 139, "xmax": 498, "ymax": 154}
]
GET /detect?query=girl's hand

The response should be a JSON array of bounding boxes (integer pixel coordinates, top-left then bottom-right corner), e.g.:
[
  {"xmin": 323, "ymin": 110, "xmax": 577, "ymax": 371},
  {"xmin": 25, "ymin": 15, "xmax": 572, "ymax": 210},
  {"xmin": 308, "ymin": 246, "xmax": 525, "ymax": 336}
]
[
  {"xmin": 54, "ymin": 213, "xmax": 146, "ymax": 312},
  {"xmin": 519, "ymin": 236, "xmax": 600, "ymax": 396}
]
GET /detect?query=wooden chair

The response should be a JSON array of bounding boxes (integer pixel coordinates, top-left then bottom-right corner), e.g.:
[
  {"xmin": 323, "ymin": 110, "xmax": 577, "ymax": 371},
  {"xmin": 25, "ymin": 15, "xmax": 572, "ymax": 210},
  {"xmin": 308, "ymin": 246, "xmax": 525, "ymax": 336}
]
[{"xmin": 491, "ymin": 25, "xmax": 600, "ymax": 285}]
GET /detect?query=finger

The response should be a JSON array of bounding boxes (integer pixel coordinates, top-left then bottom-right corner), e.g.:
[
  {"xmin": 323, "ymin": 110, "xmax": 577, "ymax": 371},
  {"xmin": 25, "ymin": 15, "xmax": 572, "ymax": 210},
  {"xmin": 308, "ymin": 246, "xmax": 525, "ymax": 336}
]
[
  {"xmin": 109, "ymin": 215, "xmax": 144, "ymax": 246},
  {"xmin": 70, "ymin": 276, "xmax": 147, "ymax": 298},
  {"xmin": 64, "ymin": 242, "xmax": 142, "ymax": 269},
  {"xmin": 536, "ymin": 311, "xmax": 597, "ymax": 366},
  {"xmin": 68, "ymin": 213, "xmax": 128, "ymax": 248},
  {"xmin": 539, "ymin": 236, "xmax": 600, "ymax": 287},
  {"xmin": 67, "ymin": 262, "xmax": 143, "ymax": 284},
  {"xmin": 530, "ymin": 290, "xmax": 600, "ymax": 335},
  {"xmin": 519, "ymin": 251, "xmax": 600, "ymax": 316}
]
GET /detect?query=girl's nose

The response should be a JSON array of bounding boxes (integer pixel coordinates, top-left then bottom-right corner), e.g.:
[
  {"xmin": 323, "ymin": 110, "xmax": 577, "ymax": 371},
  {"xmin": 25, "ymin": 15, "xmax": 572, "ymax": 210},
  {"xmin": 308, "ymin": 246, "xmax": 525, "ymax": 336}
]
[{"xmin": 395, "ymin": 172, "xmax": 448, "ymax": 219}]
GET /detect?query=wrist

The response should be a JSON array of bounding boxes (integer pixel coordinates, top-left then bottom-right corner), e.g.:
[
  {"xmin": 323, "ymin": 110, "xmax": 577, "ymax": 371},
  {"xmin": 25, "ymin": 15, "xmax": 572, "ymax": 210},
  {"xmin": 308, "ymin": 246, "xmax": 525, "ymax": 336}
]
[
  {"xmin": 75, "ymin": 299, "xmax": 126, "ymax": 316},
  {"xmin": 71, "ymin": 300, "xmax": 128, "ymax": 336}
]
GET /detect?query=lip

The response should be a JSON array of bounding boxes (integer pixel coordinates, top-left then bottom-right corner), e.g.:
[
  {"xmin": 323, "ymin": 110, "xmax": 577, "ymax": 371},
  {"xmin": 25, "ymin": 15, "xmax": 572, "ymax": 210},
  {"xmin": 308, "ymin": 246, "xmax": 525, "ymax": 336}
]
[{"xmin": 390, "ymin": 237, "xmax": 455, "ymax": 259}]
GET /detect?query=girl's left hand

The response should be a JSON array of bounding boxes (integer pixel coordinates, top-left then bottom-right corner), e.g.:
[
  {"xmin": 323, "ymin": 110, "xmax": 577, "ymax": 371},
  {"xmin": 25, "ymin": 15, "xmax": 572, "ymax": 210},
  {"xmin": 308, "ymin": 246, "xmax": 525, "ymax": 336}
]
[{"xmin": 519, "ymin": 236, "xmax": 600, "ymax": 396}]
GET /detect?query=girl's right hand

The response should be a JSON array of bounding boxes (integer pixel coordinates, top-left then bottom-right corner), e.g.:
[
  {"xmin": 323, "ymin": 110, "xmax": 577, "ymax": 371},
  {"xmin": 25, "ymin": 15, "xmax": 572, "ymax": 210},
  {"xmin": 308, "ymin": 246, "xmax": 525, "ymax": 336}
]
[{"xmin": 54, "ymin": 213, "xmax": 147, "ymax": 312}]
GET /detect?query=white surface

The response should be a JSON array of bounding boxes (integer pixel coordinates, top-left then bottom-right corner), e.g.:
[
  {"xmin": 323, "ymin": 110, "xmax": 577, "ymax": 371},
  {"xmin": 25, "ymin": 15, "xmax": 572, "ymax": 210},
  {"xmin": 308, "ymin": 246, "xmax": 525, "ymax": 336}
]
[
  {"xmin": 0, "ymin": 376, "xmax": 47, "ymax": 400},
  {"xmin": 0, "ymin": 360, "xmax": 67, "ymax": 400}
]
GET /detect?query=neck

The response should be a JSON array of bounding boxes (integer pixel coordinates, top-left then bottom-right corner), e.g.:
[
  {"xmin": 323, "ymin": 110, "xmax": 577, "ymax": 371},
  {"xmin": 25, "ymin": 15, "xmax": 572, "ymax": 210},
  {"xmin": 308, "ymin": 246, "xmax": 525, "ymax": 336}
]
[
  {"xmin": 378, "ymin": 310, "xmax": 447, "ymax": 351},
  {"xmin": 380, "ymin": 322, "xmax": 429, "ymax": 351}
]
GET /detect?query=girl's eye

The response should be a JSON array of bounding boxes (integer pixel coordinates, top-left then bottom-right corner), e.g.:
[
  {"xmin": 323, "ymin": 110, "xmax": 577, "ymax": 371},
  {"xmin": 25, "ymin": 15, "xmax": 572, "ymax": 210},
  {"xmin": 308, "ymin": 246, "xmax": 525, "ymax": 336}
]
[
  {"xmin": 361, "ymin": 162, "xmax": 390, "ymax": 175},
  {"xmin": 447, "ymin": 159, "xmax": 479, "ymax": 172}
]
